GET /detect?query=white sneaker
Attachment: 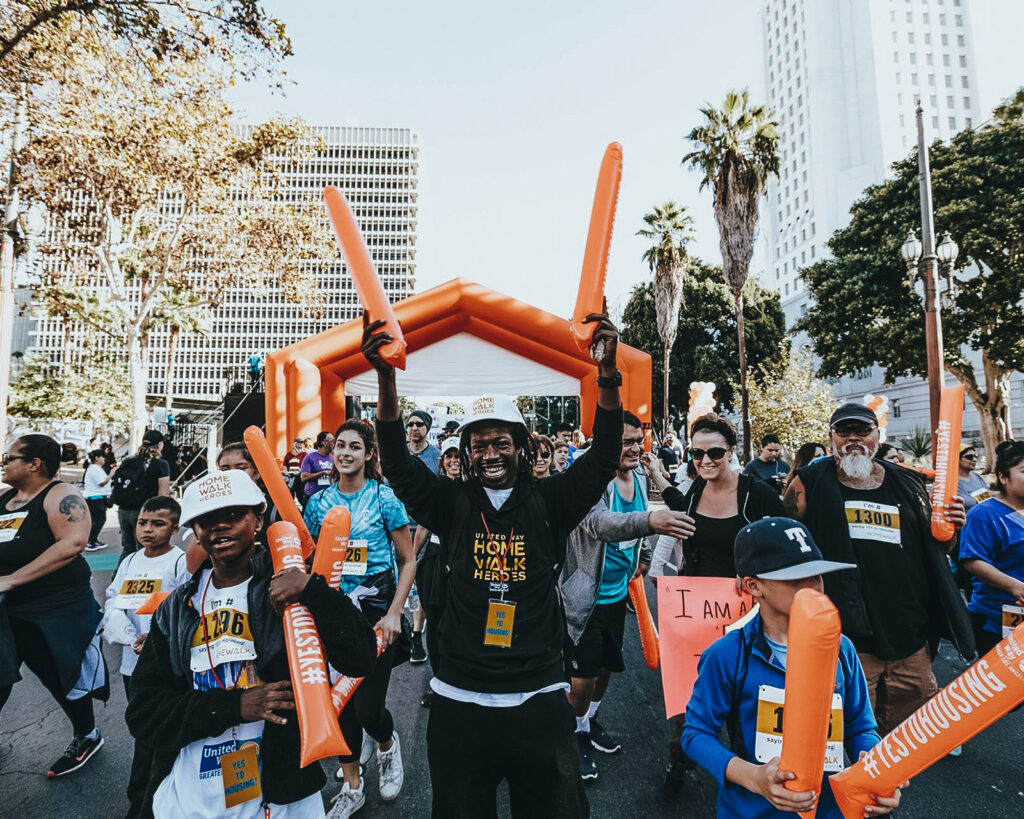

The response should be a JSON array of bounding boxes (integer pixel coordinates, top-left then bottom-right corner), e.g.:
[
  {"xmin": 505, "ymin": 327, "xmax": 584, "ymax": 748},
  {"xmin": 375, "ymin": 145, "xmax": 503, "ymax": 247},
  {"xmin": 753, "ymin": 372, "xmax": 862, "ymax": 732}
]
[
  {"xmin": 360, "ymin": 730, "xmax": 374, "ymax": 767},
  {"xmin": 326, "ymin": 780, "xmax": 365, "ymax": 818},
  {"xmin": 377, "ymin": 732, "xmax": 404, "ymax": 801}
]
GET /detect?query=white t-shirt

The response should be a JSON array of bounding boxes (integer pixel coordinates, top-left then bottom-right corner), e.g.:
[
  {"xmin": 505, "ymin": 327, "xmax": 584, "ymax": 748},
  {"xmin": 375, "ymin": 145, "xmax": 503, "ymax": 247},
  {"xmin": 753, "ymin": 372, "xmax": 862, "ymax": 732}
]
[
  {"xmin": 483, "ymin": 487, "xmax": 514, "ymax": 510},
  {"xmin": 102, "ymin": 548, "xmax": 189, "ymax": 675},
  {"xmin": 83, "ymin": 464, "xmax": 111, "ymax": 498},
  {"xmin": 153, "ymin": 571, "xmax": 324, "ymax": 818}
]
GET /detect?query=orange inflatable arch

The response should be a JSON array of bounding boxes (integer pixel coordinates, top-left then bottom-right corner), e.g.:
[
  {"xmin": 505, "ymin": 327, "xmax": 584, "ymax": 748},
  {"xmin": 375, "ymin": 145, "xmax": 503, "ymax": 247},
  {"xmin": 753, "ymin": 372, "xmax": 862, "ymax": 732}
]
[{"xmin": 264, "ymin": 278, "xmax": 652, "ymax": 455}]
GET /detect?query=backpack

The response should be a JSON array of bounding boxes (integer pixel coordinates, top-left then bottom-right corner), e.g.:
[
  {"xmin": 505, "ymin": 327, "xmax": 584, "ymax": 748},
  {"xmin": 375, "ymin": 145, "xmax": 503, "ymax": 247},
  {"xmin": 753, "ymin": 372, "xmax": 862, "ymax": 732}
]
[{"xmin": 110, "ymin": 457, "xmax": 150, "ymax": 509}]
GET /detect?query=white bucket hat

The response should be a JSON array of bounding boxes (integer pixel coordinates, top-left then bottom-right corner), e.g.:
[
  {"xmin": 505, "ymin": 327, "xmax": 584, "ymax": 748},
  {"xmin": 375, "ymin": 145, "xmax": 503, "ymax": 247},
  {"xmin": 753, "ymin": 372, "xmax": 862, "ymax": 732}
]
[
  {"xmin": 457, "ymin": 395, "xmax": 527, "ymax": 435},
  {"xmin": 180, "ymin": 469, "xmax": 267, "ymax": 527}
]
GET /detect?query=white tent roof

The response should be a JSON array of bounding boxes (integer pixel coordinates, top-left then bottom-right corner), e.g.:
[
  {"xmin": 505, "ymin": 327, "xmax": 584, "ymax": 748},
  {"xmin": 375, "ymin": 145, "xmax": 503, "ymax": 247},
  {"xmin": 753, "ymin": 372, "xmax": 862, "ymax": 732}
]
[{"xmin": 344, "ymin": 332, "xmax": 580, "ymax": 396}]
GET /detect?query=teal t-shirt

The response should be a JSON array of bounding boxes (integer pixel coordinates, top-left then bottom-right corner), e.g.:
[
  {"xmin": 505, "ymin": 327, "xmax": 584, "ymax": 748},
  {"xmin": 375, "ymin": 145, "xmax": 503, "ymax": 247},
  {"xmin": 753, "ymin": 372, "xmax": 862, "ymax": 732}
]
[{"xmin": 597, "ymin": 473, "xmax": 646, "ymax": 604}]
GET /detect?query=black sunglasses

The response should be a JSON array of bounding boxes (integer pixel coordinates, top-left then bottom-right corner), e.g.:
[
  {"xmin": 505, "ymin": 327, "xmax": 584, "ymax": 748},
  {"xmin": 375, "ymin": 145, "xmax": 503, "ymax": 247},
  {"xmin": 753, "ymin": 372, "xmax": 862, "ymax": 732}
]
[
  {"xmin": 407, "ymin": 421, "xmax": 427, "ymax": 428},
  {"xmin": 831, "ymin": 423, "xmax": 877, "ymax": 437},
  {"xmin": 1, "ymin": 454, "xmax": 29, "ymax": 466},
  {"xmin": 689, "ymin": 447, "xmax": 729, "ymax": 462}
]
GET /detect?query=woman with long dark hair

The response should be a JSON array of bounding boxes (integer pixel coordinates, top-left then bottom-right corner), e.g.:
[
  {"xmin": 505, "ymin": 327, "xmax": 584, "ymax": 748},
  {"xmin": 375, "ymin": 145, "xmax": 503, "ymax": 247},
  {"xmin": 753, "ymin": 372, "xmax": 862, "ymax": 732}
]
[
  {"xmin": 0, "ymin": 434, "xmax": 108, "ymax": 777},
  {"xmin": 303, "ymin": 419, "xmax": 415, "ymax": 814}
]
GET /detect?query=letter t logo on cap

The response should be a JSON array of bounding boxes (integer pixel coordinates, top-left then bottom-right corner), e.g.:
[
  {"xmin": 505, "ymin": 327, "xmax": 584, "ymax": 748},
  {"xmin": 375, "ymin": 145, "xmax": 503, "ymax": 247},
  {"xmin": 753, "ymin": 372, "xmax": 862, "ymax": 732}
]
[{"xmin": 786, "ymin": 527, "xmax": 812, "ymax": 553}]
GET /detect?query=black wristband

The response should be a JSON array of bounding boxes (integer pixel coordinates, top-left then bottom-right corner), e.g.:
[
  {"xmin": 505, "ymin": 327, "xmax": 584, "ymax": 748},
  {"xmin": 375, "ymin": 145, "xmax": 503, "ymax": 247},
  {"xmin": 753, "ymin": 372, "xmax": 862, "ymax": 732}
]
[{"xmin": 596, "ymin": 371, "xmax": 622, "ymax": 388}]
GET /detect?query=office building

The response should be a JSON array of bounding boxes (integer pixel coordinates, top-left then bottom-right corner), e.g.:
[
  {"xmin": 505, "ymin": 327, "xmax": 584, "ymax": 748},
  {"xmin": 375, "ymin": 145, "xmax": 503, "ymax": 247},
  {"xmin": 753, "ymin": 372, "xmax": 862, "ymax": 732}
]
[{"xmin": 25, "ymin": 125, "xmax": 419, "ymax": 404}]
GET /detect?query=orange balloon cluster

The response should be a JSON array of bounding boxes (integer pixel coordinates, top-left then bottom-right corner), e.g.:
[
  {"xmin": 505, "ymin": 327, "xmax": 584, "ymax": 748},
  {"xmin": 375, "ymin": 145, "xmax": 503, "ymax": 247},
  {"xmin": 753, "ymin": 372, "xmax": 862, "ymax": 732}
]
[{"xmin": 267, "ymin": 521, "xmax": 351, "ymax": 764}]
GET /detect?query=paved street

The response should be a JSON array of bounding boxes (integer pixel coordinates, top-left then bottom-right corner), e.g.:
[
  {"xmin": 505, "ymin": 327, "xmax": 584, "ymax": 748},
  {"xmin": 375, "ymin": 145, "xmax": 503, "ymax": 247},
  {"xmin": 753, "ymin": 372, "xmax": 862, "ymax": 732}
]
[{"xmin": 1, "ymin": 518, "xmax": 1022, "ymax": 817}]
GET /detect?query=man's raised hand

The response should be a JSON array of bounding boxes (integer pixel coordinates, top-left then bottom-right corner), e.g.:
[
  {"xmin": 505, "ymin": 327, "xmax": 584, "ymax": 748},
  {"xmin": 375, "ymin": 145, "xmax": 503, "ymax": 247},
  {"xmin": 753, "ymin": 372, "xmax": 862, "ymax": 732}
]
[{"xmin": 361, "ymin": 310, "xmax": 395, "ymax": 375}]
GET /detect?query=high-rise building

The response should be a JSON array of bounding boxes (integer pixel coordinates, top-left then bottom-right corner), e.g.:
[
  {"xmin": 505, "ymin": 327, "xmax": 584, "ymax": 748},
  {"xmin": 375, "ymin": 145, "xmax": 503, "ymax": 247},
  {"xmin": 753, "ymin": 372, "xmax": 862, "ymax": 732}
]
[
  {"xmin": 757, "ymin": 0, "xmax": 1023, "ymax": 445},
  {"xmin": 761, "ymin": 0, "xmax": 980, "ymax": 327},
  {"xmin": 24, "ymin": 125, "xmax": 419, "ymax": 405}
]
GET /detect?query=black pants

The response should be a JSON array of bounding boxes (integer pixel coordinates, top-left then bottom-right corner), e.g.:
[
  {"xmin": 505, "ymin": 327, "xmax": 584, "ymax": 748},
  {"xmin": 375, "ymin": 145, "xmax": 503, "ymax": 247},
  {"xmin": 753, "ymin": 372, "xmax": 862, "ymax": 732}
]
[
  {"xmin": 122, "ymin": 675, "xmax": 153, "ymax": 819},
  {"xmin": 337, "ymin": 641, "xmax": 396, "ymax": 763},
  {"xmin": 427, "ymin": 689, "xmax": 589, "ymax": 819},
  {"xmin": 86, "ymin": 498, "xmax": 107, "ymax": 544},
  {"xmin": 0, "ymin": 617, "xmax": 94, "ymax": 736}
]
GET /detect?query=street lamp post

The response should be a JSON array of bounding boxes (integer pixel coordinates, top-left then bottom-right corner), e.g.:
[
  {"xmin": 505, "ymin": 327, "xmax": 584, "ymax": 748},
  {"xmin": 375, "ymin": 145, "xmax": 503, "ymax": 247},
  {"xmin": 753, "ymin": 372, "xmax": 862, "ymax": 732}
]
[{"xmin": 899, "ymin": 105, "xmax": 960, "ymax": 464}]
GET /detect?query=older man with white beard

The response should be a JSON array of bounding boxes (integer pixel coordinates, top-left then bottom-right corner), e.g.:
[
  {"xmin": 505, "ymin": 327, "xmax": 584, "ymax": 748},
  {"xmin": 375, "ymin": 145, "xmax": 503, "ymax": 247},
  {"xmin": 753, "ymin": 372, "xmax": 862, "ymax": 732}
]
[{"xmin": 783, "ymin": 402, "xmax": 975, "ymax": 734}]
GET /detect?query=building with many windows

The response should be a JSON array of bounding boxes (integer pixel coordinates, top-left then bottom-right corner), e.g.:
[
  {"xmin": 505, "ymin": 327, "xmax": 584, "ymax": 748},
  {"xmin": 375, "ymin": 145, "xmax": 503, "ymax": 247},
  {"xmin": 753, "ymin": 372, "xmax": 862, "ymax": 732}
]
[
  {"xmin": 761, "ymin": 0, "xmax": 980, "ymax": 326},
  {"xmin": 23, "ymin": 125, "xmax": 419, "ymax": 405},
  {"xmin": 757, "ymin": 0, "xmax": 1021, "ymax": 448}
]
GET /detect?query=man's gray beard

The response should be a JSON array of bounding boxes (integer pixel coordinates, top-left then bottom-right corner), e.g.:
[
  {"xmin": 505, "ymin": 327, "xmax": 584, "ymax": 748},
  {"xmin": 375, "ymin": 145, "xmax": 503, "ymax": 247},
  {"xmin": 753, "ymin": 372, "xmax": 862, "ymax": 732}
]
[{"xmin": 839, "ymin": 451, "xmax": 874, "ymax": 480}]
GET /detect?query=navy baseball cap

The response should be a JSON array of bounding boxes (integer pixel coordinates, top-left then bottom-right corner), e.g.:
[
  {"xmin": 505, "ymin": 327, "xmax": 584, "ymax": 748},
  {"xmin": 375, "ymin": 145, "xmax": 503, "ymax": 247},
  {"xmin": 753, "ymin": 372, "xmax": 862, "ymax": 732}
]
[{"xmin": 734, "ymin": 518, "xmax": 856, "ymax": 580}]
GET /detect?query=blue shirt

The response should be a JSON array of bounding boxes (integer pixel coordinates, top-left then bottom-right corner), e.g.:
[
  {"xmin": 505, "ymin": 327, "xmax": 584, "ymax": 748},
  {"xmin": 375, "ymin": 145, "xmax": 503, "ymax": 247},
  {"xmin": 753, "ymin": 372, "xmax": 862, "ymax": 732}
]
[
  {"xmin": 597, "ymin": 473, "xmax": 645, "ymax": 604},
  {"xmin": 303, "ymin": 479, "xmax": 410, "ymax": 594},
  {"xmin": 959, "ymin": 497, "xmax": 1024, "ymax": 634},
  {"xmin": 682, "ymin": 614, "xmax": 880, "ymax": 819}
]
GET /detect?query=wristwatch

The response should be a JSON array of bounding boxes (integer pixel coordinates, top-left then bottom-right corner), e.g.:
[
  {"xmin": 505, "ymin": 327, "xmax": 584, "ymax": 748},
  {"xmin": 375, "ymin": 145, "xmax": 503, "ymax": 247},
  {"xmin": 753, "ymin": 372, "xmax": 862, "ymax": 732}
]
[{"xmin": 596, "ymin": 371, "xmax": 622, "ymax": 388}]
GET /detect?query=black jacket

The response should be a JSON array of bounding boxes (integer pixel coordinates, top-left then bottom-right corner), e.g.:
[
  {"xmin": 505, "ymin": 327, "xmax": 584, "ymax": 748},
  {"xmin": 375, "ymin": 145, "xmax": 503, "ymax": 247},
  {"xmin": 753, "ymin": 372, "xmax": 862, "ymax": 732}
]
[
  {"xmin": 662, "ymin": 473, "xmax": 786, "ymax": 575},
  {"xmin": 125, "ymin": 547, "xmax": 377, "ymax": 815},
  {"xmin": 377, "ymin": 405, "xmax": 623, "ymax": 693},
  {"xmin": 796, "ymin": 458, "xmax": 975, "ymax": 661}
]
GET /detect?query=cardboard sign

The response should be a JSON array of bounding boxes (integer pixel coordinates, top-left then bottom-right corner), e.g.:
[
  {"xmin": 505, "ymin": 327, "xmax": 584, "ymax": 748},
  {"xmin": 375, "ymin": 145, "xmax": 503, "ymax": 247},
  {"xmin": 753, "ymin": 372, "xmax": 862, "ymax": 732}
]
[{"xmin": 657, "ymin": 576, "xmax": 753, "ymax": 718}]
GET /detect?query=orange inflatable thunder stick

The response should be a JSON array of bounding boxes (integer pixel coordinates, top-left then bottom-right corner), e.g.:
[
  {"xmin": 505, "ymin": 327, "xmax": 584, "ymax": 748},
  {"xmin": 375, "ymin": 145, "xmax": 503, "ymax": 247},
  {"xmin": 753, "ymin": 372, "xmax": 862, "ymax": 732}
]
[
  {"xmin": 829, "ymin": 622, "xmax": 1024, "ymax": 818},
  {"xmin": 779, "ymin": 589, "xmax": 843, "ymax": 819},
  {"xmin": 307, "ymin": 507, "xmax": 384, "ymax": 716},
  {"xmin": 267, "ymin": 521, "xmax": 351, "ymax": 763},
  {"xmin": 134, "ymin": 592, "xmax": 170, "ymax": 616},
  {"xmin": 244, "ymin": 426, "xmax": 316, "ymax": 558},
  {"xmin": 628, "ymin": 574, "xmax": 660, "ymax": 669},
  {"xmin": 570, "ymin": 142, "xmax": 623, "ymax": 358},
  {"xmin": 323, "ymin": 185, "xmax": 406, "ymax": 369},
  {"xmin": 930, "ymin": 384, "xmax": 966, "ymax": 542}
]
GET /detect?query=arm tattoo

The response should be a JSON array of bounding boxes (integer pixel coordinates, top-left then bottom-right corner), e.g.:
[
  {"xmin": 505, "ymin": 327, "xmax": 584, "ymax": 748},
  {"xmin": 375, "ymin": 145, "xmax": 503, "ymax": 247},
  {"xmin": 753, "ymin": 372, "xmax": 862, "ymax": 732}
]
[{"xmin": 59, "ymin": 494, "xmax": 88, "ymax": 523}]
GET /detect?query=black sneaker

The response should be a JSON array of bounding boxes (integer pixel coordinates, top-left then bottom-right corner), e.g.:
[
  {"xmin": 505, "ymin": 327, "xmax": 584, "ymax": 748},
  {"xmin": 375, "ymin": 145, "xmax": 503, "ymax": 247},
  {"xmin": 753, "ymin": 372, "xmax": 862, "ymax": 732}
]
[
  {"xmin": 420, "ymin": 689, "xmax": 433, "ymax": 708},
  {"xmin": 47, "ymin": 733, "xmax": 104, "ymax": 777},
  {"xmin": 576, "ymin": 732, "xmax": 598, "ymax": 781},
  {"xmin": 410, "ymin": 631, "xmax": 427, "ymax": 664},
  {"xmin": 589, "ymin": 718, "xmax": 621, "ymax": 754}
]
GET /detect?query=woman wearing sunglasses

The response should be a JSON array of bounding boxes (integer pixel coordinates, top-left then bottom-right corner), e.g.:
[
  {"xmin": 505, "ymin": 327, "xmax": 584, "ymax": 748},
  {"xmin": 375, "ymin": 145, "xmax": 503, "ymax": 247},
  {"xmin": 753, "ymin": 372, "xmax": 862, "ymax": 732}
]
[
  {"xmin": 957, "ymin": 446, "xmax": 991, "ymax": 511},
  {"xmin": 645, "ymin": 414, "xmax": 785, "ymax": 790}
]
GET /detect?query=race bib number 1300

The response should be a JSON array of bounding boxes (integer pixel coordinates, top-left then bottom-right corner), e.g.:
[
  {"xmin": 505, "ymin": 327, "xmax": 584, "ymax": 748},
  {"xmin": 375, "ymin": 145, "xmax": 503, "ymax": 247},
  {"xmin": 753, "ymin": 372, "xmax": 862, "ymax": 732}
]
[{"xmin": 844, "ymin": 500, "xmax": 901, "ymax": 545}]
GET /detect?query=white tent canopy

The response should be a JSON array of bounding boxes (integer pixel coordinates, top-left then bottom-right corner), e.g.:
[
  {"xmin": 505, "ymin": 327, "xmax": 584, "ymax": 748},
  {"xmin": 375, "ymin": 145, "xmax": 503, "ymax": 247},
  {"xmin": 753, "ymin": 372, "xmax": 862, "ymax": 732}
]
[{"xmin": 344, "ymin": 332, "xmax": 580, "ymax": 397}]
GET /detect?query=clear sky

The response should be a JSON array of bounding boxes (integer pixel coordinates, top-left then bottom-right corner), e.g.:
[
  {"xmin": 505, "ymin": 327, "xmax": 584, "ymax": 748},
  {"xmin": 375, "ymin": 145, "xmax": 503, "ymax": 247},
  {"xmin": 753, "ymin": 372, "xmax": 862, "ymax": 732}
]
[{"xmin": 230, "ymin": 0, "xmax": 1024, "ymax": 318}]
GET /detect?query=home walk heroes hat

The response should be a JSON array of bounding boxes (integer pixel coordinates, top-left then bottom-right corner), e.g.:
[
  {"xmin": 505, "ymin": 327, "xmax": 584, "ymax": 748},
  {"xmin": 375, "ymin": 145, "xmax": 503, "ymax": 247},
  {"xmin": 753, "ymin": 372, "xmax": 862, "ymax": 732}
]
[
  {"xmin": 457, "ymin": 395, "xmax": 527, "ymax": 435},
  {"xmin": 734, "ymin": 517, "xmax": 857, "ymax": 581},
  {"xmin": 180, "ymin": 469, "xmax": 267, "ymax": 527},
  {"xmin": 829, "ymin": 402, "xmax": 879, "ymax": 428}
]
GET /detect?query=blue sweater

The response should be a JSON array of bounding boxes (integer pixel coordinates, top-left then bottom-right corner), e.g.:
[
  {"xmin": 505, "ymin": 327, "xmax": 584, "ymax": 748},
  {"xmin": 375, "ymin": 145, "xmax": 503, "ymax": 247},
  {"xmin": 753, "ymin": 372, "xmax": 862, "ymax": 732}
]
[{"xmin": 681, "ymin": 614, "xmax": 880, "ymax": 818}]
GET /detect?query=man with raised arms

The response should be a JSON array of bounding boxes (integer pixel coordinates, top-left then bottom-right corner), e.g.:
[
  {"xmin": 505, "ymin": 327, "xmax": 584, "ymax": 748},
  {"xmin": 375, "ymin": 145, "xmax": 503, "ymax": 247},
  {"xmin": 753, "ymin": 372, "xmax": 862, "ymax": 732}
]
[{"xmin": 362, "ymin": 310, "xmax": 624, "ymax": 818}]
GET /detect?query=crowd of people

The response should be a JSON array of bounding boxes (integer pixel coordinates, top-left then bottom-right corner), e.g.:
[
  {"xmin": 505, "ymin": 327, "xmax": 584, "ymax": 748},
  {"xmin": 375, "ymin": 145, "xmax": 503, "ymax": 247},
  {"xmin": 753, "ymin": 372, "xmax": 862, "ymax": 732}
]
[{"xmin": 1, "ymin": 314, "xmax": 1022, "ymax": 818}]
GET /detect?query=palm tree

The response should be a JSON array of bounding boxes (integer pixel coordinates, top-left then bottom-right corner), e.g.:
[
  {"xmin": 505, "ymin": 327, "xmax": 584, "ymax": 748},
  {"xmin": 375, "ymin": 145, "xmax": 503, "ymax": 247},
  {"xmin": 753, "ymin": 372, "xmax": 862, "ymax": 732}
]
[
  {"xmin": 637, "ymin": 202, "xmax": 694, "ymax": 437},
  {"xmin": 683, "ymin": 89, "xmax": 779, "ymax": 462}
]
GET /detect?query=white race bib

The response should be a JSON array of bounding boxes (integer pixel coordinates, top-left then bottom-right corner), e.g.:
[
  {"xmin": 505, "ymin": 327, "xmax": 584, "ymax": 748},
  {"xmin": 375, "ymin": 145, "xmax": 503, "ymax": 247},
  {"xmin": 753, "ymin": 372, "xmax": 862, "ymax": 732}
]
[
  {"xmin": 0, "ymin": 511, "xmax": 28, "ymax": 543},
  {"xmin": 113, "ymin": 574, "xmax": 163, "ymax": 610},
  {"xmin": 844, "ymin": 500, "xmax": 901, "ymax": 545},
  {"xmin": 341, "ymin": 539, "xmax": 369, "ymax": 576},
  {"xmin": 755, "ymin": 685, "xmax": 845, "ymax": 772},
  {"xmin": 318, "ymin": 475, "xmax": 331, "ymax": 486},
  {"xmin": 190, "ymin": 608, "xmax": 258, "ymax": 672},
  {"xmin": 1002, "ymin": 604, "xmax": 1024, "ymax": 638}
]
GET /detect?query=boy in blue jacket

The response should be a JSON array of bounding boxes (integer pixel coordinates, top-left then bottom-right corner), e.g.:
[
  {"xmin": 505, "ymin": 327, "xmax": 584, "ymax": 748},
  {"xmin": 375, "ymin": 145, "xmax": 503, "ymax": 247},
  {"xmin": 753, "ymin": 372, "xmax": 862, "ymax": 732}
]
[{"xmin": 682, "ymin": 518, "xmax": 905, "ymax": 818}]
